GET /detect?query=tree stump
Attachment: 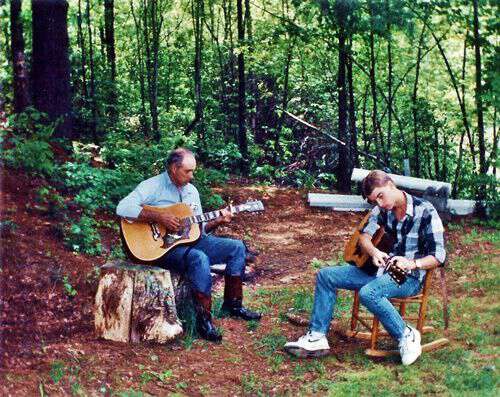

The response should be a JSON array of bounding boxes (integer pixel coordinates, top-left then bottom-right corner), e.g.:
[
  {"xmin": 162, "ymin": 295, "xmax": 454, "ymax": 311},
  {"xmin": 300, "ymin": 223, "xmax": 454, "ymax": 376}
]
[{"xmin": 94, "ymin": 260, "xmax": 183, "ymax": 343}]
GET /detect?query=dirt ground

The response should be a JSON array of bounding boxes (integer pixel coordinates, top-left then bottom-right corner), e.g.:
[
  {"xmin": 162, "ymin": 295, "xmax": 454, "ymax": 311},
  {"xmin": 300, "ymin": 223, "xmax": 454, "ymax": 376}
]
[{"xmin": 0, "ymin": 169, "xmax": 496, "ymax": 395}]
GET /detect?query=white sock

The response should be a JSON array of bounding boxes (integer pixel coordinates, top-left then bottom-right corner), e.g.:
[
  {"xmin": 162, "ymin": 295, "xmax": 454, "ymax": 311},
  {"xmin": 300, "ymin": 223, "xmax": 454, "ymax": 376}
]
[{"xmin": 309, "ymin": 330, "xmax": 325, "ymax": 339}]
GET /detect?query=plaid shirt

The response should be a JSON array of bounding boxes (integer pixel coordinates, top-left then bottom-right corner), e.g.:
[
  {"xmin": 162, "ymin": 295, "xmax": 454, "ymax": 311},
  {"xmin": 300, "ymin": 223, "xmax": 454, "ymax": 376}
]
[{"xmin": 362, "ymin": 192, "xmax": 446, "ymax": 280}]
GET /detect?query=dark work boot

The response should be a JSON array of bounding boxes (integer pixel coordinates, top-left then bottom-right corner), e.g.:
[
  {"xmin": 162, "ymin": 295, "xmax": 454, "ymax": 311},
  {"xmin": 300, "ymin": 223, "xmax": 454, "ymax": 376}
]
[
  {"xmin": 221, "ymin": 275, "xmax": 262, "ymax": 321},
  {"xmin": 193, "ymin": 292, "xmax": 222, "ymax": 343}
]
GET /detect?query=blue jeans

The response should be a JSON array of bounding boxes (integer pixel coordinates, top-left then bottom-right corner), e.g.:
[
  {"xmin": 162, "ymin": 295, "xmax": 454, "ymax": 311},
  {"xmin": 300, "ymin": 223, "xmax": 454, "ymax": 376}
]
[
  {"xmin": 310, "ymin": 263, "xmax": 422, "ymax": 340},
  {"xmin": 160, "ymin": 234, "xmax": 246, "ymax": 295}
]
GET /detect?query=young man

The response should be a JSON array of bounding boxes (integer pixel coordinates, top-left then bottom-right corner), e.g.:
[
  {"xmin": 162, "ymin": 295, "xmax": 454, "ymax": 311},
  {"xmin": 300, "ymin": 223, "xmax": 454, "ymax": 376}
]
[
  {"xmin": 117, "ymin": 148, "xmax": 261, "ymax": 342},
  {"xmin": 284, "ymin": 170, "xmax": 446, "ymax": 365}
]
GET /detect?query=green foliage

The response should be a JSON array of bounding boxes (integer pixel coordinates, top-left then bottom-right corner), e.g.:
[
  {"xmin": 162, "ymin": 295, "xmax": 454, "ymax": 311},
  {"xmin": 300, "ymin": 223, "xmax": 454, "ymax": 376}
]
[
  {"xmin": 48, "ymin": 359, "xmax": 82, "ymax": 393},
  {"xmin": 291, "ymin": 289, "xmax": 314, "ymax": 313},
  {"xmin": 0, "ymin": 219, "xmax": 18, "ymax": 233},
  {"xmin": 62, "ymin": 275, "xmax": 77, "ymax": 298},
  {"xmin": 63, "ymin": 215, "xmax": 102, "ymax": 256},
  {"xmin": 2, "ymin": 109, "xmax": 58, "ymax": 177},
  {"xmin": 139, "ymin": 368, "xmax": 173, "ymax": 385},
  {"xmin": 4, "ymin": 139, "xmax": 55, "ymax": 176},
  {"xmin": 193, "ymin": 167, "xmax": 227, "ymax": 210},
  {"xmin": 255, "ymin": 329, "xmax": 287, "ymax": 357},
  {"xmin": 49, "ymin": 361, "xmax": 66, "ymax": 384},
  {"xmin": 241, "ymin": 372, "xmax": 269, "ymax": 396},
  {"xmin": 36, "ymin": 187, "xmax": 67, "ymax": 218},
  {"xmin": 59, "ymin": 162, "xmax": 142, "ymax": 213},
  {"xmin": 246, "ymin": 319, "xmax": 260, "ymax": 332}
]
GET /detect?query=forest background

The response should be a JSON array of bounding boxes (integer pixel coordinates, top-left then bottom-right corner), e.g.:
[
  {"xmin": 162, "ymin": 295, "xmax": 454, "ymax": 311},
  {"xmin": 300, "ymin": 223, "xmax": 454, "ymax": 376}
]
[
  {"xmin": 0, "ymin": 1, "xmax": 499, "ymax": 395},
  {"xmin": 1, "ymin": 0, "xmax": 498, "ymax": 215}
]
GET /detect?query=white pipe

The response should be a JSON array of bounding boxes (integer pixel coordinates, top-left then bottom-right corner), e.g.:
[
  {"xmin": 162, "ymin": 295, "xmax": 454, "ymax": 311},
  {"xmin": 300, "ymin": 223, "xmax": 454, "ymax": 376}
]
[
  {"xmin": 447, "ymin": 199, "xmax": 476, "ymax": 215},
  {"xmin": 308, "ymin": 193, "xmax": 372, "ymax": 211},
  {"xmin": 351, "ymin": 168, "xmax": 452, "ymax": 192}
]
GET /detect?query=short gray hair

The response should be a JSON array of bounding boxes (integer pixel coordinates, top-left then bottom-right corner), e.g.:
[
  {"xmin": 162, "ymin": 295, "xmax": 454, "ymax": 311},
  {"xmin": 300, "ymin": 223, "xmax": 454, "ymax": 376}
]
[{"xmin": 166, "ymin": 147, "xmax": 194, "ymax": 168}]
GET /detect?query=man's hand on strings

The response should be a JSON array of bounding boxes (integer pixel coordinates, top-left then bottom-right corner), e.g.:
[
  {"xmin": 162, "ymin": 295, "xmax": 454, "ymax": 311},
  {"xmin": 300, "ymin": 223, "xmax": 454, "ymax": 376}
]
[
  {"xmin": 388, "ymin": 256, "xmax": 416, "ymax": 271},
  {"xmin": 158, "ymin": 212, "xmax": 181, "ymax": 233},
  {"xmin": 372, "ymin": 249, "xmax": 390, "ymax": 268}
]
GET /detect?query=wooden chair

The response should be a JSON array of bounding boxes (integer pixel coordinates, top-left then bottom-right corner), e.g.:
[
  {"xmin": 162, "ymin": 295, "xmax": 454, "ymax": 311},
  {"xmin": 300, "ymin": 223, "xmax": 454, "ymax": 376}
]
[{"xmin": 346, "ymin": 268, "xmax": 449, "ymax": 357}]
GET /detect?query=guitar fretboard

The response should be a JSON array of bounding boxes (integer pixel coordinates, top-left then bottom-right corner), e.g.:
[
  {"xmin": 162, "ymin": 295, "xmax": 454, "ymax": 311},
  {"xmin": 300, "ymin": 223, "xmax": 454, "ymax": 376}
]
[{"xmin": 184, "ymin": 205, "xmax": 247, "ymax": 225}]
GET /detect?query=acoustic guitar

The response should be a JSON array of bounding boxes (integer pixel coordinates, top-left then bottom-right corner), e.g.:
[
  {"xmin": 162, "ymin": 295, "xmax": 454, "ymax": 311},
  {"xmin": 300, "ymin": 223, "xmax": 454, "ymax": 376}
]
[
  {"xmin": 121, "ymin": 200, "xmax": 264, "ymax": 263},
  {"xmin": 344, "ymin": 212, "xmax": 407, "ymax": 285}
]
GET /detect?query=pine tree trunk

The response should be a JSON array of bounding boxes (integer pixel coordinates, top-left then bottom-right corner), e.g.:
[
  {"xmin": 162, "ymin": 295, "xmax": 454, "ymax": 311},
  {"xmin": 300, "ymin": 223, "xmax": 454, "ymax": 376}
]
[
  {"xmin": 472, "ymin": 0, "xmax": 487, "ymax": 203},
  {"xmin": 369, "ymin": 29, "xmax": 381, "ymax": 163},
  {"xmin": 237, "ymin": 0, "xmax": 248, "ymax": 174},
  {"xmin": 77, "ymin": 0, "xmax": 87, "ymax": 98},
  {"xmin": 336, "ymin": 23, "xmax": 351, "ymax": 192},
  {"xmin": 31, "ymin": 0, "xmax": 73, "ymax": 138},
  {"xmin": 85, "ymin": 0, "xmax": 97, "ymax": 138},
  {"xmin": 130, "ymin": 0, "xmax": 150, "ymax": 137},
  {"xmin": 104, "ymin": 0, "xmax": 117, "ymax": 120},
  {"xmin": 186, "ymin": 0, "xmax": 205, "ymax": 141},
  {"xmin": 347, "ymin": 40, "xmax": 358, "ymax": 168},
  {"xmin": 412, "ymin": 22, "xmax": 426, "ymax": 177},
  {"xmin": 386, "ymin": 7, "xmax": 392, "ymax": 167},
  {"xmin": 10, "ymin": 0, "xmax": 31, "ymax": 113}
]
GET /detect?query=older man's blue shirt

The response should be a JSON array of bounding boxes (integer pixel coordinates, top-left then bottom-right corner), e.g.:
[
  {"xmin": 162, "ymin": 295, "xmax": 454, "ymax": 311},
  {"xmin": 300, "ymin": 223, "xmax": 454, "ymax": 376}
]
[{"xmin": 116, "ymin": 172, "xmax": 203, "ymax": 219}]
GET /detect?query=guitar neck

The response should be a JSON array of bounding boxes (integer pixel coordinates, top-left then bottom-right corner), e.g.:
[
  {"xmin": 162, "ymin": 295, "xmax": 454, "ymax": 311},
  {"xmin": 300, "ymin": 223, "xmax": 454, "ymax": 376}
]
[{"xmin": 184, "ymin": 205, "xmax": 246, "ymax": 225}]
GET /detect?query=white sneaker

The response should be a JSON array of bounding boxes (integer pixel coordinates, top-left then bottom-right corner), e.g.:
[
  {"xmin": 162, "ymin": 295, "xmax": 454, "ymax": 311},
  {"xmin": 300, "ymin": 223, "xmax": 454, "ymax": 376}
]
[
  {"xmin": 399, "ymin": 325, "xmax": 422, "ymax": 365},
  {"xmin": 284, "ymin": 331, "xmax": 330, "ymax": 358}
]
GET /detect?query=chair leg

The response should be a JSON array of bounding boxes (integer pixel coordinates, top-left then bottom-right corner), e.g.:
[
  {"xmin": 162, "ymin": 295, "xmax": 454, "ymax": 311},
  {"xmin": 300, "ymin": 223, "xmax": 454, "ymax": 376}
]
[
  {"xmin": 399, "ymin": 302, "xmax": 406, "ymax": 317},
  {"xmin": 350, "ymin": 290, "xmax": 360, "ymax": 332},
  {"xmin": 417, "ymin": 290, "xmax": 430, "ymax": 332},
  {"xmin": 370, "ymin": 316, "xmax": 380, "ymax": 350}
]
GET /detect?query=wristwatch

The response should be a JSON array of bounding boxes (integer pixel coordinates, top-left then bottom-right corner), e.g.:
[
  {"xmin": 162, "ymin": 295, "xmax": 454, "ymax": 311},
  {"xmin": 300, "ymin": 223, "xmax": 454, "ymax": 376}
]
[{"xmin": 414, "ymin": 259, "xmax": 422, "ymax": 269}]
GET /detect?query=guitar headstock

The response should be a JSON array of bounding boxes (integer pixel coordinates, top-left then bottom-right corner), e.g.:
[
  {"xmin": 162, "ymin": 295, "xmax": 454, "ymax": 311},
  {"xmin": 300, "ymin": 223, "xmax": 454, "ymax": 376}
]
[
  {"xmin": 384, "ymin": 259, "xmax": 408, "ymax": 286},
  {"xmin": 238, "ymin": 200, "xmax": 265, "ymax": 213}
]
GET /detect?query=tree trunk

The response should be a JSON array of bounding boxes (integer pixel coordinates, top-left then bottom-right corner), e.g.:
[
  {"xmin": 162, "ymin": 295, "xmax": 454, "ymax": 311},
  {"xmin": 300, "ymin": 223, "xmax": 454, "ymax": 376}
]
[
  {"xmin": 274, "ymin": 36, "xmax": 295, "ymax": 164},
  {"xmin": 433, "ymin": 125, "xmax": 440, "ymax": 179},
  {"xmin": 411, "ymin": 22, "xmax": 426, "ymax": 177},
  {"xmin": 104, "ymin": 0, "xmax": 117, "ymax": 120},
  {"xmin": 237, "ymin": 0, "xmax": 248, "ymax": 174},
  {"xmin": 362, "ymin": 84, "xmax": 368, "ymax": 155},
  {"xmin": 186, "ymin": 0, "xmax": 205, "ymax": 141},
  {"xmin": 31, "ymin": 0, "xmax": 73, "ymax": 138},
  {"xmin": 85, "ymin": 0, "xmax": 97, "ymax": 138},
  {"xmin": 94, "ymin": 261, "xmax": 183, "ymax": 344},
  {"xmin": 141, "ymin": 0, "xmax": 163, "ymax": 142},
  {"xmin": 336, "ymin": 23, "xmax": 351, "ymax": 192},
  {"xmin": 77, "ymin": 0, "xmax": 87, "ymax": 98},
  {"xmin": 472, "ymin": 0, "xmax": 487, "ymax": 203},
  {"xmin": 386, "ymin": 2, "xmax": 392, "ymax": 167},
  {"xmin": 130, "ymin": 0, "xmax": 150, "ymax": 137},
  {"xmin": 10, "ymin": 0, "xmax": 31, "ymax": 113},
  {"xmin": 369, "ymin": 29, "xmax": 382, "ymax": 162},
  {"xmin": 347, "ymin": 39, "xmax": 358, "ymax": 168}
]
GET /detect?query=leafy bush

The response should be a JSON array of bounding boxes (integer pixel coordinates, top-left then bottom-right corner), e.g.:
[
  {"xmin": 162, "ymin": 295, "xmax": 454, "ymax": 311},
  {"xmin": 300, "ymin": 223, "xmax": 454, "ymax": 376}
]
[
  {"xmin": 36, "ymin": 186, "xmax": 67, "ymax": 218},
  {"xmin": 2, "ymin": 108, "xmax": 58, "ymax": 177},
  {"xmin": 59, "ymin": 162, "xmax": 143, "ymax": 213},
  {"xmin": 64, "ymin": 215, "xmax": 102, "ymax": 256},
  {"xmin": 193, "ymin": 166, "xmax": 227, "ymax": 210},
  {"xmin": 4, "ymin": 139, "xmax": 55, "ymax": 176}
]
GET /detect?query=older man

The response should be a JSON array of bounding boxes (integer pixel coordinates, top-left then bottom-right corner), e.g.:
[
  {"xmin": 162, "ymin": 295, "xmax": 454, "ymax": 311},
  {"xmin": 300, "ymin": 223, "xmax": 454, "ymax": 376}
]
[
  {"xmin": 117, "ymin": 148, "xmax": 261, "ymax": 342},
  {"xmin": 284, "ymin": 170, "xmax": 446, "ymax": 365}
]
